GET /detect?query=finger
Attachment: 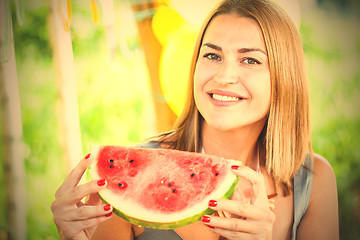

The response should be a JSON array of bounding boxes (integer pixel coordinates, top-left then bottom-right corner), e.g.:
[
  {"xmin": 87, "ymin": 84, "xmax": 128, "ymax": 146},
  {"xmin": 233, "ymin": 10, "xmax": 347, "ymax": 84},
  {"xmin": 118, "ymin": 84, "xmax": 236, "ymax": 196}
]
[
  {"xmin": 63, "ymin": 179, "xmax": 107, "ymax": 206},
  {"xmin": 208, "ymin": 199, "xmax": 272, "ymax": 221},
  {"xmin": 231, "ymin": 166, "xmax": 268, "ymax": 206},
  {"xmin": 60, "ymin": 204, "xmax": 113, "ymax": 221},
  {"xmin": 201, "ymin": 215, "xmax": 255, "ymax": 233},
  {"xmin": 58, "ymin": 214, "xmax": 112, "ymax": 238},
  {"xmin": 55, "ymin": 153, "xmax": 93, "ymax": 198},
  {"xmin": 52, "ymin": 179, "xmax": 107, "ymax": 214}
]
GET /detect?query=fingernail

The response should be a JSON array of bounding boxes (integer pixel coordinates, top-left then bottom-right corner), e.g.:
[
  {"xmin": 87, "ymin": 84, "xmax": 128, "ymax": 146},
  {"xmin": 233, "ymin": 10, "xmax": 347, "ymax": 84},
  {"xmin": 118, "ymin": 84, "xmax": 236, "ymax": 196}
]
[
  {"xmin": 201, "ymin": 215, "xmax": 211, "ymax": 223},
  {"xmin": 231, "ymin": 165, "xmax": 240, "ymax": 170},
  {"xmin": 85, "ymin": 153, "xmax": 91, "ymax": 159},
  {"xmin": 105, "ymin": 212, "xmax": 112, "ymax": 217},
  {"xmin": 97, "ymin": 179, "xmax": 106, "ymax": 186},
  {"xmin": 103, "ymin": 204, "xmax": 111, "ymax": 211},
  {"xmin": 209, "ymin": 200, "xmax": 217, "ymax": 207},
  {"xmin": 207, "ymin": 225, "xmax": 215, "ymax": 229}
]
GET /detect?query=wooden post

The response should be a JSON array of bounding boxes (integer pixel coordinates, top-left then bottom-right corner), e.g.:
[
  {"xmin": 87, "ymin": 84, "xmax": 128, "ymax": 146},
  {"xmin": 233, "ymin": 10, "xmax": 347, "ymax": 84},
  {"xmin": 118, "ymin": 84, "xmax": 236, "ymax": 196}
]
[
  {"xmin": 130, "ymin": 0, "xmax": 177, "ymax": 133},
  {"xmin": 49, "ymin": 0, "xmax": 83, "ymax": 171},
  {"xmin": 0, "ymin": 13, "xmax": 27, "ymax": 240}
]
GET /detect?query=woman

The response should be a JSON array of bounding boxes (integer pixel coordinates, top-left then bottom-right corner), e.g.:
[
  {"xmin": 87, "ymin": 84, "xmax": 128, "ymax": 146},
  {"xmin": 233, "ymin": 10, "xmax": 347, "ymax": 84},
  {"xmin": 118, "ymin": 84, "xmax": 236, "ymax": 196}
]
[{"xmin": 51, "ymin": 0, "xmax": 339, "ymax": 239}]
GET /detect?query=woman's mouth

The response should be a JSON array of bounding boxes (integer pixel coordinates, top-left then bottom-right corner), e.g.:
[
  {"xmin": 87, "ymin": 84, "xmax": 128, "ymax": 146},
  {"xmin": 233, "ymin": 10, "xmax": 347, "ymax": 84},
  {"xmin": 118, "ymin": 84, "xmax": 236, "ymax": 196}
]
[{"xmin": 210, "ymin": 93, "xmax": 243, "ymax": 102}]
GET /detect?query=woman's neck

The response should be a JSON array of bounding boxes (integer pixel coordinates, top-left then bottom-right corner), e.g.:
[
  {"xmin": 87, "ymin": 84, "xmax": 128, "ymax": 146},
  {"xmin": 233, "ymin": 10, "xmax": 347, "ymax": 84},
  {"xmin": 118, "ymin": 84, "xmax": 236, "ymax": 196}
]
[{"xmin": 201, "ymin": 122, "xmax": 263, "ymax": 168}]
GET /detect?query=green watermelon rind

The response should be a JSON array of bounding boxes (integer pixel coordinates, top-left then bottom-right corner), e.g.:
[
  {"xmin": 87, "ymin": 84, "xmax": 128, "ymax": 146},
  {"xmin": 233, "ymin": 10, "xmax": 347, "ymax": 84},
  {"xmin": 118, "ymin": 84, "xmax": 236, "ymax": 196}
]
[{"xmin": 86, "ymin": 166, "xmax": 239, "ymax": 229}]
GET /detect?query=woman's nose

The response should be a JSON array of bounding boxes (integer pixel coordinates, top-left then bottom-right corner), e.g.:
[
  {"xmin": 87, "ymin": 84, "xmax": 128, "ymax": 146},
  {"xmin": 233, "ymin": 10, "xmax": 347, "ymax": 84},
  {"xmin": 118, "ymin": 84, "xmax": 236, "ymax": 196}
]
[{"xmin": 213, "ymin": 60, "xmax": 239, "ymax": 85}]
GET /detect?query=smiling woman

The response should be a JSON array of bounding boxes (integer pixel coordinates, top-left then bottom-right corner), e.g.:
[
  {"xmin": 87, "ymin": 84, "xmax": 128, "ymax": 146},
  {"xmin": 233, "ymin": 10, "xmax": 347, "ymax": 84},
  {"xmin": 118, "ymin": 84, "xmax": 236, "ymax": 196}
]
[{"xmin": 51, "ymin": 0, "xmax": 339, "ymax": 239}]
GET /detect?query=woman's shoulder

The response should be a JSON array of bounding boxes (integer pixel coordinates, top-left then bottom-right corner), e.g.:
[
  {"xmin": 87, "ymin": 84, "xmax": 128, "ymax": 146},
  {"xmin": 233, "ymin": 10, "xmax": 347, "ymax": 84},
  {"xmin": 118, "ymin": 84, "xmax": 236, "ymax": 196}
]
[
  {"xmin": 296, "ymin": 152, "xmax": 339, "ymax": 239},
  {"xmin": 297, "ymin": 152, "xmax": 335, "ymax": 184},
  {"xmin": 311, "ymin": 153, "xmax": 336, "ymax": 186},
  {"xmin": 298, "ymin": 152, "xmax": 337, "ymax": 207}
]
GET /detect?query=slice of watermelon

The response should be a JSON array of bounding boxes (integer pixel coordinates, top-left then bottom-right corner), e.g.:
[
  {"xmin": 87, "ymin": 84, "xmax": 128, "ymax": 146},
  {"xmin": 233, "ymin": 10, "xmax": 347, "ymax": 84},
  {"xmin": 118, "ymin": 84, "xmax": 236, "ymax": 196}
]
[{"xmin": 86, "ymin": 145, "xmax": 240, "ymax": 229}]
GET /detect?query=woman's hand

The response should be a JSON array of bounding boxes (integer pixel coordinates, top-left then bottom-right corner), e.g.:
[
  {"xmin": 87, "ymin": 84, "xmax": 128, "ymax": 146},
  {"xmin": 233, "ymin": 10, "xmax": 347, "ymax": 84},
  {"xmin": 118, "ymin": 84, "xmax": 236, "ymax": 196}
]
[
  {"xmin": 51, "ymin": 154, "xmax": 113, "ymax": 240},
  {"xmin": 201, "ymin": 165, "xmax": 275, "ymax": 240}
]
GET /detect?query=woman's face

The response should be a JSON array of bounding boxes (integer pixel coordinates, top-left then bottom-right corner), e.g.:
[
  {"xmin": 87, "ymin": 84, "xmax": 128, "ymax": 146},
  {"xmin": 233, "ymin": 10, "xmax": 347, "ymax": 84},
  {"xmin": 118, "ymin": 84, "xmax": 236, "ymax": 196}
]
[{"xmin": 194, "ymin": 14, "xmax": 271, "ymax": 132}]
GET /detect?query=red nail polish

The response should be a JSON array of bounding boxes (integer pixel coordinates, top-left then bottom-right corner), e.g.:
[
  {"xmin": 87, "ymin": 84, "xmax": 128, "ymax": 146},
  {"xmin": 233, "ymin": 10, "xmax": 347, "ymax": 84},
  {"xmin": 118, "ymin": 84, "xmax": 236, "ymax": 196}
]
[
  {"xmin": 207, "ymin": 225, "xmax": 215, "ymax": 229},
  {"xmin": 209, "ymin": 200, "xmax": 217, "ymax": 207},
  {"xmin": 201, "ymin": 216, "xmax": 211, "ymax": 223},
  {"xmin": 103, "ymin": 204, "xmax": 111, "ymax": 211},
  {"xmin": 85, "ymin": 153, "xmax": 91, "ymax": 159},
  {"xmin": 105, "ymin": 212, "xmax": 112, "ymax": 217},
  {"xmin": 97, "ymin": 179, "xmax": 106, "ymax": 186},
  {"xmin": 231, "ymin": 165, "xmax": 240, "ymax": 170}
]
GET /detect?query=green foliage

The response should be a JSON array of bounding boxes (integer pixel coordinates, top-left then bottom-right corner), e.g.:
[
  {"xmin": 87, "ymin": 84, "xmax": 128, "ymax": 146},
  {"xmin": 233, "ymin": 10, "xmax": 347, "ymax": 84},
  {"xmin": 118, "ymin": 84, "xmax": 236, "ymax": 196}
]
[
  {"xmin": 312, "ymin": 119, "xmax": 360, "ymax": 239},
  {"xmin": 12, "ymin": 3, "xmax": 52, "ymax": 59},
  {"xmin": 16, "ymin": 45, "xmax": 66, "ymax": 240},
  {"xmin": 317, "ymin": 0, "xmax": 360, "ymax": 16},
  {"xmin": 301, "ymin": 5, "xmax": 360, "ymax": 239}
]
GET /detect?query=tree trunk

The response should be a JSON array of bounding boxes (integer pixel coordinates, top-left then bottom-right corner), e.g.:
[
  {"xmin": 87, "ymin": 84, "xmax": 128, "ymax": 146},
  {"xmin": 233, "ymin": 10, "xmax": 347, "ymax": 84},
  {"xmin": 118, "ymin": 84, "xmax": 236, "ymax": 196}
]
[
  {"xmin": 0, "ymin": 13, "xmax": 27, "ymax": 240},
  {"xmin": 49, "ymin": 0, "xmax": 83, "ymax": 171}
]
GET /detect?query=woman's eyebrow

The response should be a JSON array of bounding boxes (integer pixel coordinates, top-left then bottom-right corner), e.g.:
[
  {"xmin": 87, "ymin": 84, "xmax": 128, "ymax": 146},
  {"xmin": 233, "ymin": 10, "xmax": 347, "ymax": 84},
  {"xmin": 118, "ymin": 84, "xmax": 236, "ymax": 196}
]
[
  {"xmin": 202, "ymin": 42, "xmax": 266, "ymax": 56},
  {"xmin": 202, "ymin": 42, "xmax": 222, "ymax": 51},
  {"xmin": 238, "ymin": 47, "xmax": 267, "ymax": 56}
]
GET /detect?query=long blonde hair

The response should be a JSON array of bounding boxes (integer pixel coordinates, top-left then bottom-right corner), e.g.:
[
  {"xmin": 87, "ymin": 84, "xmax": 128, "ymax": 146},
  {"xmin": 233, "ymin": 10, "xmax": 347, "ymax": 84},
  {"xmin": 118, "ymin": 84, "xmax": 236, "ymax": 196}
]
[{"xmin": 153, "ymin": 0, "xmax": 312, "ymax": 194}]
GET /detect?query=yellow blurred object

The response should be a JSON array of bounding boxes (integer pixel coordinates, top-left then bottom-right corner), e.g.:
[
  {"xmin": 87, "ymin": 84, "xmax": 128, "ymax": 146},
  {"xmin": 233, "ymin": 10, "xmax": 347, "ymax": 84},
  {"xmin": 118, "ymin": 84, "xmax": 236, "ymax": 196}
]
[
  {"xmin": 57, "ymin": 0, "xmax": 72, "ymax": 32},
  {"xmin": 151, "ymin": 5, "xmax": 184, "ymax": 46},
  {"xmin": 91, "ymin": 0, "xmax": 99, "ymax": 23},
  {"xmin": 159, "ymin": 24, "xmax": 198, "ymax": 115},
  {"xmin": 169, "ymin": 0, "xmax": 220, "ymax": 27},
  {"xmin": 67, "ymin": 0, "xmax": 72, "ymax": 24}
]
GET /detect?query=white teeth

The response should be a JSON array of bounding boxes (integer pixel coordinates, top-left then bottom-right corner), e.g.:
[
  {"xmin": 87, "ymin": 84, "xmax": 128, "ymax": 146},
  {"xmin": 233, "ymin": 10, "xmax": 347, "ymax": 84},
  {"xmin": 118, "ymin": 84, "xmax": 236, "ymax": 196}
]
[{"xmin": 212, "ymin": 93, "xmax": 240, "ymax": 101}]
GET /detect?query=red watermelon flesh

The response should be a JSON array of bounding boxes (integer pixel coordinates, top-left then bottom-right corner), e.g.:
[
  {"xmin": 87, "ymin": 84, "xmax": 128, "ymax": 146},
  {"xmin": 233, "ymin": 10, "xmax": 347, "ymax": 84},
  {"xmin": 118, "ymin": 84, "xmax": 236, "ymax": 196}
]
[{"xmin": 87, "ymin": 145, "xmax": 239, "ymax": 229}]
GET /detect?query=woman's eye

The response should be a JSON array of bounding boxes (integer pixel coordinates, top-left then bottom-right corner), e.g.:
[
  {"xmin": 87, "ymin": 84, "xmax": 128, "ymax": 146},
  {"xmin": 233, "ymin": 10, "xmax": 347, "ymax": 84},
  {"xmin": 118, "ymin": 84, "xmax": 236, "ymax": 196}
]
[
  {"xmin": 203, "ymin": 53, "xmax": 221, "ymax": 61},
  {"xmin": 243, "ymin": 58, "xmax": 261, "ymax": 65}
]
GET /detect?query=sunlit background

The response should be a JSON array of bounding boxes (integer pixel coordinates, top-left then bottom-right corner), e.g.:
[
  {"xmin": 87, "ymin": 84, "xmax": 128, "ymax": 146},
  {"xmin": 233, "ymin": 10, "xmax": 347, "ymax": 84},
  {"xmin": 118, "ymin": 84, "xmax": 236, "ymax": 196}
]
[{"xmin": 0, "ymin": 0, "xmax": 359, "ymax": 239}]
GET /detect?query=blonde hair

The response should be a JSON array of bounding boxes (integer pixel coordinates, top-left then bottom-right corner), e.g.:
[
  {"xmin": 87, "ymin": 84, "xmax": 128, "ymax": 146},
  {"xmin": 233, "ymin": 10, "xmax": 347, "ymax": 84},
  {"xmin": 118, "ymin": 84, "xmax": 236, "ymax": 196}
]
[{"xmin": 154, "ymin": 0, "xmax": 312, "ymax": 194}]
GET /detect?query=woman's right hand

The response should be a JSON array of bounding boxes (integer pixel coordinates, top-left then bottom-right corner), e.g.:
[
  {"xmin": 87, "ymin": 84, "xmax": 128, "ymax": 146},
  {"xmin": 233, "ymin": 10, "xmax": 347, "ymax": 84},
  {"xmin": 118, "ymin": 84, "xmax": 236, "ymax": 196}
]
[{"xmin": 51, "ymin": 154, "xmax": 113, "ymax": 240}]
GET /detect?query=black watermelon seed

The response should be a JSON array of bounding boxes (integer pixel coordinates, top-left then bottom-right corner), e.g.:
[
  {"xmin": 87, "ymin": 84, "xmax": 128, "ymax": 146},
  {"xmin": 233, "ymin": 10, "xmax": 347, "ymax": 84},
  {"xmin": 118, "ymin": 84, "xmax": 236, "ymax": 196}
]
[
  {"xmin": 172, "ymin": 189, "xmax": 177, "ymax": 193},
  {"xmin": 215, "ymin": 173, "xmax": 219, "ymax": 176},
  {"xmin": 191, "ymin": 173, "xmax": 195, "ymax": 178},
  {"xmin": 118, "ymin": 182, "xmax": 128, "ymax": 188},
  {"xmin": 109, "ymin": 159, "xmax": 114, "ymax": 163},
  {"xmin": 109, "ymin": 164, "xmax": 114, "ymax": 168},
  {"xmin": 168, "ymin": 183, "xmax": 172, "ymax": 187},
  {"xmin": 129, "ymin": 159, "xmax": 134, "ymax": 163}
]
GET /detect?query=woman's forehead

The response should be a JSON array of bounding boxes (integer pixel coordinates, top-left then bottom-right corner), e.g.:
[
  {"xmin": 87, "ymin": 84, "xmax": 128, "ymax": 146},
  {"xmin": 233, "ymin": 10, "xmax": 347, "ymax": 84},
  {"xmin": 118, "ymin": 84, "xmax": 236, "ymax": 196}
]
[{"xmin": 202, "ymin": 14, "xmax": 266, "ymax": 52}]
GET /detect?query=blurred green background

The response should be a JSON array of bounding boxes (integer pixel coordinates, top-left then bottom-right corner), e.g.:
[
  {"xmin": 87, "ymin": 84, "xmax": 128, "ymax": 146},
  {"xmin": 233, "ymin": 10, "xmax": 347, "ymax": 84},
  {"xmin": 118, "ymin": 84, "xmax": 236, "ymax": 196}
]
[{"xmin": 0, "ymin": 0, "xmax": 359, "ymax": 239}]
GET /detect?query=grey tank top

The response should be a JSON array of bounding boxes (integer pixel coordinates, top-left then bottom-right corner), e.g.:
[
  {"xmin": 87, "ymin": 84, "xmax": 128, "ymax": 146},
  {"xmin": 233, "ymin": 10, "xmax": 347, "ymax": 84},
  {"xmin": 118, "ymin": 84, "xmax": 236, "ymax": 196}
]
[{"xmin": 134, "ymin": 142, "xmax": 313, "ymax": 240}]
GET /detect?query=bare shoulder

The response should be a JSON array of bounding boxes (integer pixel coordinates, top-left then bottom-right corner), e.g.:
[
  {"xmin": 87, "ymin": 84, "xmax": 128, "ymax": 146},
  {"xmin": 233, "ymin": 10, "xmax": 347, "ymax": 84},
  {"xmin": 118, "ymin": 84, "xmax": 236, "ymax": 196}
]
[
  {"xmin": 310, "ymin": 152, "xmax": 338, "ymax": 204},
  {"xmin": 312, "ymin": 153, "xmax": 336, "ymax": 181},
  {"xmin": 296, "ymin": 152, "xmax": 339, "ymax": 240}
]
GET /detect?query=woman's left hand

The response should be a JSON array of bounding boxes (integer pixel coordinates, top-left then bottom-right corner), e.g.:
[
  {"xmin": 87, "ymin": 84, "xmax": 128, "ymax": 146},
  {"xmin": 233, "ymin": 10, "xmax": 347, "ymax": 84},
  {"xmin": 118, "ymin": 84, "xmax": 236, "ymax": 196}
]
[{"xmin": 201, "ymin": 165, "xmax": 275, "ymax": 240}]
